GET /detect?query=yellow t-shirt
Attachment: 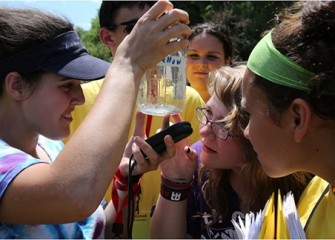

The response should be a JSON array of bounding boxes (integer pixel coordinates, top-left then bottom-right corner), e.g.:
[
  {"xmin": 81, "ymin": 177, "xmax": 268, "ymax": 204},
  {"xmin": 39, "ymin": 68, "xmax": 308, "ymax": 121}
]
[
  {"xmin": 64, "ymin": 79, "xmax": 204, "ymax": 144},
  {"xmin": 297, "ymin": 175, "xmax": 335, "ymax": 238},
  {"xmin": 63, "ymin": 79, "xmax": 205, "ymax": 238}
]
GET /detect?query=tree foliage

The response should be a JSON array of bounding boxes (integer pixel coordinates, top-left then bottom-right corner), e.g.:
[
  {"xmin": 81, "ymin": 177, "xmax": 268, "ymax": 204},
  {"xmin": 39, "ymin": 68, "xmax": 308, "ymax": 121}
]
[
  {"xmin": 78, "ymin": 1, "xmax": 295, "ymax": 62},
  {"xmin": 77, "ymin": 15, "xmax": 112, "ymax": 62},
  {"xmin": 173, "ymin": 1, "xmax": 293, "ymax": 61}
]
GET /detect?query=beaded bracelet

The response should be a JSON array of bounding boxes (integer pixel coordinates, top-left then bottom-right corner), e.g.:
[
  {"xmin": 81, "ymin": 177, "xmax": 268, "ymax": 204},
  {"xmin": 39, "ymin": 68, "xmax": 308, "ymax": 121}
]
[{"xmin": 160, "ymin": 174, "xmax": 193, "ymax": 202}]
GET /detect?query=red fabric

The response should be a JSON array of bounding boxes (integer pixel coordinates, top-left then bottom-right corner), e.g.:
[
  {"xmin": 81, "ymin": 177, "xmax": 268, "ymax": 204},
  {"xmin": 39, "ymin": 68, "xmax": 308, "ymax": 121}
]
[
  {"xmin": 111, "ymin": 168, "xmax": 142, "ymax": 224},
  {"xmin": 145, "ymin": 115, "xmax": 153, "ymax": 137}
]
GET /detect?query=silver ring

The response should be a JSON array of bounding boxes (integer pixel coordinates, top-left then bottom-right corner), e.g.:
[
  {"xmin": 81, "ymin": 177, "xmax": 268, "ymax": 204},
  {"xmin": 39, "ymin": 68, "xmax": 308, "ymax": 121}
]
[{"xmin": 144, "ymin": 156, "xmax": 149, "ymax": 161}]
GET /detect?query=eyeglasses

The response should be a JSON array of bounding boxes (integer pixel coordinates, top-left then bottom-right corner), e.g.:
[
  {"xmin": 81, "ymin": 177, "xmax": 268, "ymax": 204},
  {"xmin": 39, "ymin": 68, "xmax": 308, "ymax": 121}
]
[
  {"xmin": 196, "ymin": 107, "xmax": 232, "ymax": 141},
  {"xmin": 107, "ymin": 18, "xmax": 139, "ymax": 34}
]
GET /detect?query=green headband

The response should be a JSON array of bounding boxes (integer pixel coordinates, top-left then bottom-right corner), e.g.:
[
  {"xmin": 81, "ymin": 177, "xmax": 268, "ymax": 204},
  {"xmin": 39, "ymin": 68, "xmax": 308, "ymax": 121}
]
[{"xmin": 247, "ymin": 30, "xmax": 316, "ymax": 93}]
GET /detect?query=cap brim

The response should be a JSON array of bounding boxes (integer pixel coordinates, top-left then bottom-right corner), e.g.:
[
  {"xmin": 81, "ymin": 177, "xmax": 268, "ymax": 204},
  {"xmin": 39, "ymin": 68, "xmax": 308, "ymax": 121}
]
[{"xmin": 44, "ymin": 54, "xmax": 110, "ymax": 81}]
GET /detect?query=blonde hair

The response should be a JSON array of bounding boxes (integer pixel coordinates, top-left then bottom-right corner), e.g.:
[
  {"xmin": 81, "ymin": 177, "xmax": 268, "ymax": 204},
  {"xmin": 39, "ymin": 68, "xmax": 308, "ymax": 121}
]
[{"xmin": 199, "ymin": 65, "xmax": 311, "ymax": 221}]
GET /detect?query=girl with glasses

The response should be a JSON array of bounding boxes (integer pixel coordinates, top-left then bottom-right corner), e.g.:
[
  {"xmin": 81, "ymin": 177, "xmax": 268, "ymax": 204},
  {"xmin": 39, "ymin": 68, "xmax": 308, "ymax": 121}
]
[{"xmin": 150, "ymin": 65, "xmax": 312, "ymax": 239}]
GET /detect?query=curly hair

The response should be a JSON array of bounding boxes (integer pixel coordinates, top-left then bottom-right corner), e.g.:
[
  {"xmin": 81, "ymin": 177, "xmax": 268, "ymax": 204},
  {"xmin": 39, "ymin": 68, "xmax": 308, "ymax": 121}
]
[
  {"xmin": 253, "ymin": 0, "xmax": 335, "ymax": 121},
  {"xmin": 199, "ymin": 65, "xmax": 312, "ymax": 220},
  {"xmin": 189, "ymin": 22, "xmax": 233, "ymax": 65}
]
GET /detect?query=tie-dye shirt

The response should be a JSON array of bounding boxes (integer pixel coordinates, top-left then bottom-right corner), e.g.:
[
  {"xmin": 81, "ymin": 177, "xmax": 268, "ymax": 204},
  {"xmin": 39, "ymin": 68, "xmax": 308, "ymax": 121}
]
[{"xmin": 0, "ymin": 136, "xmax": 105, "ymax": 239}]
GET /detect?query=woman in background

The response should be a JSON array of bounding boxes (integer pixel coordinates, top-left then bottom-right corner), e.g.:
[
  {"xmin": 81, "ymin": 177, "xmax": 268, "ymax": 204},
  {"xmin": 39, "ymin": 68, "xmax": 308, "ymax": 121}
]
[{"xmin": 186, "ymin": 22, "xmax": 233, "ymax": 102}]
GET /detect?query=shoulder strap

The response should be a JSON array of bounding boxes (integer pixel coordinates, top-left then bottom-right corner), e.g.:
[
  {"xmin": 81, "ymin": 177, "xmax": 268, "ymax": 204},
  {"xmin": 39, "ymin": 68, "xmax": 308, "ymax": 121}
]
[{"xmin": 304, "ymin": 184, "xmax": 329, "ymax": 231}]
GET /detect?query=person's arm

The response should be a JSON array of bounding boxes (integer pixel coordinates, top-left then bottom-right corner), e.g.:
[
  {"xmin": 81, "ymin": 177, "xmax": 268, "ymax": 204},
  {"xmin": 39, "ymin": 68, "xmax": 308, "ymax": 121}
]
[
  {"xmin": 104, "ymin": 111, "xmax": 146, "ymax": 238},
  {"xmin": 105, "ymin": 112, "xmax": 175, "ymax": 238},
  {"xmin": 0, "ymin": 0, "xmax": 190, "ymax": 225},
  {"xmin": 150, "ymin": 114, "xmax": 198, "ymax": 238},
  {"xmin": 151, "ymin": 193, "xmax": 190, "ymax": 238}
]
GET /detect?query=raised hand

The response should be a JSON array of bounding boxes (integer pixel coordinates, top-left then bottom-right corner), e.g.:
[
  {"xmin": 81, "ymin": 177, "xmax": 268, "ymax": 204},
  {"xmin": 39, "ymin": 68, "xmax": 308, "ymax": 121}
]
[
  {"xmin": 114, "ymin": 0, "xmax": 190, "ymax": 75},
  {"xmin": 159, "ymin": 114, "xmax": 198, "ymax": 181},
  {"xmin": 119, "ymin": 112, "xmax": 176, "ymax": 177}
]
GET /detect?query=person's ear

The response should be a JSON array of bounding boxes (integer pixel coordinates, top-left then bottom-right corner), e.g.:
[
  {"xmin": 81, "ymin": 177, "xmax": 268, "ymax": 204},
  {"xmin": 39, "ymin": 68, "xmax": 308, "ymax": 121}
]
[
  {"xmin": 290, "ymin": 98, "xmax": 312, "ymax": 143},
  {"xmin": 99, "ymin": 27, "xmax": 117, "ymax": 49},
  {"xmin": 4, "ymin": 72, "xmax": 28, "ymax": 101}
]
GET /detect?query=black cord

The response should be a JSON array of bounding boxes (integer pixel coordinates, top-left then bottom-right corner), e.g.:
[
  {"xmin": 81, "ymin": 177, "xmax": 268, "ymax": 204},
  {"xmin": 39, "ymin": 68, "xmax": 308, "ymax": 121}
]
[
  {"xmin": 274, "ymin": 189, "xmax": 278, "ymax": 239},
  {"xmin": 127, "ymin": 154, "xmax": 137, "ymax": 239}
]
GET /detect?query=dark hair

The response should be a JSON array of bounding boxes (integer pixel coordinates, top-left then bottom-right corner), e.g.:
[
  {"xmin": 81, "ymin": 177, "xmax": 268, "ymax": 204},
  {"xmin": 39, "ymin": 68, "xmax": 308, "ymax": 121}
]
[
  {"xmin": 252, "ymin": 1, "xmax": 335, "ymax": 122},
  {"xmin": 0, "ymin": 8, "xmax": 73, "ymax": 94},
  {"xmin": 200, "ymin": 65, "xmax": 311, "ymax": 220},
  {"xmin": 0, "ymin": 8, "xmax": 73, "ymax": 60},
  {"xmin": 99, "ymin": 1, "xmax": 154, "ymax": 28},
  {"xmin": 189, "ymin": 22, "xmax": 233, "ymax": 65}
]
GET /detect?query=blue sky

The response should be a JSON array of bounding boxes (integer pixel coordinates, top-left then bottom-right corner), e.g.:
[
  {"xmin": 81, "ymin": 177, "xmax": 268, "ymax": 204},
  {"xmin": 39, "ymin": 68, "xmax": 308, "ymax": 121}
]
[{"xmin": 0, "ymin": 0, "xmax": 102, "ymax": 30}]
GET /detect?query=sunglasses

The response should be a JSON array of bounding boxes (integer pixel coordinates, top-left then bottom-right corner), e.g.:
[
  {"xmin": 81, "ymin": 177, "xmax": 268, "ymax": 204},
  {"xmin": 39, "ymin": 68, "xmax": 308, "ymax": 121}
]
[{"xmin": 107, "ymin": 18, "xmax": 139, "ymax": 34}]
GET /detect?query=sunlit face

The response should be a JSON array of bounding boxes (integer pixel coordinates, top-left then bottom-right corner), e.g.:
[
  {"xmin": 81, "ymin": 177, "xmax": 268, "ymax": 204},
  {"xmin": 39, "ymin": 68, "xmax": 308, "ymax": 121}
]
[
  {"xmin": 241, "ymin": 69, "xmax": 299, "ymax": 177},
  {"xmin": 109, "ymin": 6, "xmax": 151, "ymax": 56},
  {"xmin": 187, "ymin": 32, "xmax": 229, "ymax": 101},
  {"xmin": 199, "ymin": 94, "xmax": 244, "ymax": 170},
  {"xmin": 22, "ymin": 73, "xmax": 84, "ymax": 140}
]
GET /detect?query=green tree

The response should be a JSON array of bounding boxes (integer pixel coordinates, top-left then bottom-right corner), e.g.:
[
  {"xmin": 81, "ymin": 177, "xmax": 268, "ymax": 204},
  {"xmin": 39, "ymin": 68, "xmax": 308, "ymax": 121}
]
[
  {"xmin": 78, "ymin": 1, "xmax": 295, "ymax": 62},
  {"xmin": 77, "ymin": 16, "xmax": 112, "ymax": 62},
  {"xmin": 173, "ymin": 1, "xmax": 294, "ymax": 61}
]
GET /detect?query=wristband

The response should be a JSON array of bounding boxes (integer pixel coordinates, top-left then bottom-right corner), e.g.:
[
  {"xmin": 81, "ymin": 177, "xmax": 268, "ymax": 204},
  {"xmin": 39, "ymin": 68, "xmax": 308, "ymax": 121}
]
[
  {"xmin": 113, "ymin": 167, "xmax": 142, "ymax": 191},
  {"xmin": 160, "ymin": 175, "xmax": 193, "ymax": 202},
  {"xmin": 111, "ymin": 167, "xmax": 143, "ymax": 237}
]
